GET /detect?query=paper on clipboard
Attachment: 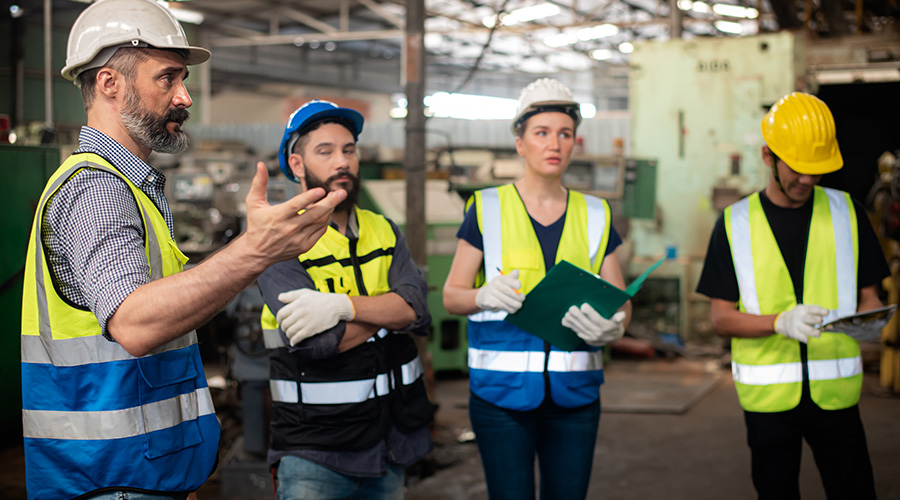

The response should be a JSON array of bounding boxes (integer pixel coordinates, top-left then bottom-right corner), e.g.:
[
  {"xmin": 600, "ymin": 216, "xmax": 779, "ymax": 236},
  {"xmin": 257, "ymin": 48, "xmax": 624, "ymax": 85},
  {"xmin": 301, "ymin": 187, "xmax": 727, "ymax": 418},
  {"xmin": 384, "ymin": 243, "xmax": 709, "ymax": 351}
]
[
  {"xmin": 817, "ymin": 304, "xmax": 896, "ymax": 342},
  {"xmin": 504, "ymin": 257, "xmax": 667, "ymax": 351}
]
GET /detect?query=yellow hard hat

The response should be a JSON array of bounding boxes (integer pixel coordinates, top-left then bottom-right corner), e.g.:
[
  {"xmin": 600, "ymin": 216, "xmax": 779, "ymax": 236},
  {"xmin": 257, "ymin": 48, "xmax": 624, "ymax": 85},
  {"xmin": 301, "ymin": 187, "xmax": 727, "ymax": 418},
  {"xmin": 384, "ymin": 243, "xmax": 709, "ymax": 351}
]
[{"xmin": 760, "ymin": 92, "xmax": 843, "ymax": 175}]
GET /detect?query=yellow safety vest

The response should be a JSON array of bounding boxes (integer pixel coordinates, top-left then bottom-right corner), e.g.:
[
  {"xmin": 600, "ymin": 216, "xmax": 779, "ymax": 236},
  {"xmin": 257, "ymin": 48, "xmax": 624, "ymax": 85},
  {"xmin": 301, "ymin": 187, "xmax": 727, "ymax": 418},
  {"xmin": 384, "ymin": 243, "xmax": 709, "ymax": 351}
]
[{"xmin": 725, "ymin": 187, "xmax": 862, "ymax": 412}]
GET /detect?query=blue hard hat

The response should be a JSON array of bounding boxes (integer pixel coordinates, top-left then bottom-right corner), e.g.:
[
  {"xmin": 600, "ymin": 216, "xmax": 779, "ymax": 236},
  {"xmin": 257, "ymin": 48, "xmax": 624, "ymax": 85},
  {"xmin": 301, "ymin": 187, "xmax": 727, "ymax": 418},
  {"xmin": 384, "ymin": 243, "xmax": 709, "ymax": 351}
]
[{"xmin": 278, "ymin": 100, "xmax": 365, "ymax": 182}]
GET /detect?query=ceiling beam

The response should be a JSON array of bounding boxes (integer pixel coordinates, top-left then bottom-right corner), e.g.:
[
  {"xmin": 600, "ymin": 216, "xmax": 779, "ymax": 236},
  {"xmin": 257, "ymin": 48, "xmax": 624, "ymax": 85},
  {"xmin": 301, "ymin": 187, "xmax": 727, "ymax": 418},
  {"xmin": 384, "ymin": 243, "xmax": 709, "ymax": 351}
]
[{"xmin": 210, "ymin": 29, "xmax": 404, "ymax": 47}]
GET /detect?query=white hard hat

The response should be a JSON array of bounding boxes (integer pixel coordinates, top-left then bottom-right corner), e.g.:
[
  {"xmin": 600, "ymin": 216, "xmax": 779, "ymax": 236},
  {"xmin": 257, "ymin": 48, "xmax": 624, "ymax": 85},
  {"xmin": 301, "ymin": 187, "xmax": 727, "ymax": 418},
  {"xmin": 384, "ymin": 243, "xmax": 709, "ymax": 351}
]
[
  {"xmin": 511, "ymin": 78, "xmax": 581, "ymax": 135},
  {"xmin": 62, "ymin": 0, "xmax": 210, "ymax": 85}
]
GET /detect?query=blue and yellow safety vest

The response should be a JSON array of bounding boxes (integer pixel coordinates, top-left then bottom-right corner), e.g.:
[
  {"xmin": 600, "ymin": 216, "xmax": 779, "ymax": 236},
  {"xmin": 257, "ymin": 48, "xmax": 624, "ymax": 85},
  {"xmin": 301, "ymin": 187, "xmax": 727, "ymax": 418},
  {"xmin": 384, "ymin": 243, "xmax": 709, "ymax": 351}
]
[
  {"xmin": 725, "ymin": 187, "xmax": 863, "ymax": 412},
  {"xmin": 20, "ymin": 154, "xmax": 220, "ymax": 499},
  {"xmin": 467, "ymin": 184, "xmax": 612, "ymax": 411}
]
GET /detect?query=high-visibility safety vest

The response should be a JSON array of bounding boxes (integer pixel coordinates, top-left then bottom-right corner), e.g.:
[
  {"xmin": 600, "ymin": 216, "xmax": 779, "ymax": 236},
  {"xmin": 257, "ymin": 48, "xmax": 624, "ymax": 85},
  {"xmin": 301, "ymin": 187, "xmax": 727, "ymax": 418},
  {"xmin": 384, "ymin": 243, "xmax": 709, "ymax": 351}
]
[
  {"xmin": 260, "ymin": 208, "xmax": 433, "ymax": 451},
  {"xmin": 467, "ymin": 185, "xmax": 611, "ymax": 411},
  {"xmin": 725, "ymin": 187, "xmax": 862, "ymax": 413},
  {"xmin": 20, "ymin": 154, "xmax": 220, "ymax": 500}
]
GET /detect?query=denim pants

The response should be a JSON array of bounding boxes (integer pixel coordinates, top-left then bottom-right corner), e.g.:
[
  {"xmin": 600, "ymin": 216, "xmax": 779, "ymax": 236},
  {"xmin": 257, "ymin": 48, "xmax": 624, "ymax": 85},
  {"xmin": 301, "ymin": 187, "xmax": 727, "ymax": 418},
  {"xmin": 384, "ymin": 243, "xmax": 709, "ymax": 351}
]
[
  {"xmin": 83, "ymin": 492, "xmax": 187, "ymax": 500},
  {"xmin": 469, "ymin": 393, "xmax": 601, "ymax": 500},
  {"xmin": 276, "ymin": 455, "xmax": 405, "ymax": 500}
]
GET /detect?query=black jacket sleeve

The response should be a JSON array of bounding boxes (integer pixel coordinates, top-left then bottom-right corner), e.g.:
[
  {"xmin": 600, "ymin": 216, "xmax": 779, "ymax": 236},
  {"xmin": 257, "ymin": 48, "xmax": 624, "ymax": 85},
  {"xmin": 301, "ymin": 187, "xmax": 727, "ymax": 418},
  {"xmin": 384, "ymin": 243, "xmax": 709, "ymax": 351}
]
[{"xmin": 386, "ymin": 219, "xmax": 432, "ymax": 335}]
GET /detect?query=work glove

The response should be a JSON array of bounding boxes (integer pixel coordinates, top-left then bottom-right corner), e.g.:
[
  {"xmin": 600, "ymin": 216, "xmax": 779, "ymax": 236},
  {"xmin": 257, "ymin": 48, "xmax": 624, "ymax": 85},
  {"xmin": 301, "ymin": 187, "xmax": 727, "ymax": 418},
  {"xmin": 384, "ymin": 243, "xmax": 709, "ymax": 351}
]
[
  {"xmin": 276, "ymin": 288, "xmax": 356, "ymax": 346},
  {"xmin": 475, "ymin": 269, "xmax": 525, "ymax": 314},
  {"xmin": 774, "ymin": 304, "xmax": 828, "ymax": 344},
  {"xmin": 562, "ymin": 305, "xmax": 627, "ymax": 347}
]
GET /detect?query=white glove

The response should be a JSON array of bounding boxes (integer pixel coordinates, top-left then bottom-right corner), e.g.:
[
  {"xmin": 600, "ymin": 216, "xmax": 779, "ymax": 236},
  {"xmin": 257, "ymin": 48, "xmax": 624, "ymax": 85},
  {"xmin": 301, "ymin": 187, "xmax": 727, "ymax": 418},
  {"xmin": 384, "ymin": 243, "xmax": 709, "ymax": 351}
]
[
  {"xmin": 774, "ymin": 304, "xmax": 828, "ymax": 344},
  {"xmin": 475, "ymin": 269, "xmax": 525, "ymax": 314},
  {"xmin": 276, "ymin": 289, "xmax": 356, "ymax": 346},
  {"xmin": 562, "ymin": 306, "xmax": 627, "ymax": 347}
]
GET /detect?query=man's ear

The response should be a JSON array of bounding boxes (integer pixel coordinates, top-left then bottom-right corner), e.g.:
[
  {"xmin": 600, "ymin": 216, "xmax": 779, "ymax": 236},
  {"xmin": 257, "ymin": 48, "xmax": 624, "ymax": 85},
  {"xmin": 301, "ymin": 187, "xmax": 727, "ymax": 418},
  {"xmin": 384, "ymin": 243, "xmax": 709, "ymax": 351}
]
[
  {"xmin": 288, "ymin": 153, "xmax": 307, "ymax": 191},
  {"xmin": 761, "ymin": 145, "xmax": 772, "ymax": 167},
  {"xmin": 95, "ymin": 68, "xmax": 121, "ymax": 100}
]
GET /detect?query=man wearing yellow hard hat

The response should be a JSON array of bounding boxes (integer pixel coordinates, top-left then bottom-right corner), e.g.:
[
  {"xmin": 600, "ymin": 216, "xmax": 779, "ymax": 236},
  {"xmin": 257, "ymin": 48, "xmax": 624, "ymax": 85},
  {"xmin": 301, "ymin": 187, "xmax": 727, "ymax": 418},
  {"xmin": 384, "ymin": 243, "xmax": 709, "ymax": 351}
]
[{"xmin": 696, "ymin": 92, "xmax": 890, "ymax": 498}]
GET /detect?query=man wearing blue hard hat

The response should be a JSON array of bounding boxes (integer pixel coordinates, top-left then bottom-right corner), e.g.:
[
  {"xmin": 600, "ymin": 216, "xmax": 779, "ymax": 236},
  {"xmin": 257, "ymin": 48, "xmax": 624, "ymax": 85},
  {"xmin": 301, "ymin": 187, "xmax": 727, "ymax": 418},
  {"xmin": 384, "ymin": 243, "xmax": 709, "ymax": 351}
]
[{"xmin": 258, "ymin": 100, "xmax": 434, "ymax": 499}]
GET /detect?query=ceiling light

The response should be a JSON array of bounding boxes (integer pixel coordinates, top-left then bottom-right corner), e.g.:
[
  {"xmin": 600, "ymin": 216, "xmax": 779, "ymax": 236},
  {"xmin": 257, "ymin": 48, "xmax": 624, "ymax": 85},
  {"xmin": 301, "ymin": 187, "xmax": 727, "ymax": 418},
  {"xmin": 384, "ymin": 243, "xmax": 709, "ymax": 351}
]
[
  {"xmin": 544, "ymin": 32, "xmax": 577, "ymax": 47},
  {"xmin": 590, "ymin": 49, "xmax": 614, "ymax": 60},
  {"xmin": 485, "ymin": 3, "xmax": 562, "ymax": 28},
  {"xmin": 577, "ymin": 24, "xmax": 619, "ymax": 41},
  {"xmin": 691, "ymin": 1, "xmax": 712, "ymax": 13},
  {"xmin": 325, "ymin": 42, "xmax": 336, "ymax": 51},
  {"xmin": 158, "ymin": 1, "xmax": 204, "ymax": 24},
  {"xmin": 714, "ymin": 20, "xmax": 743, "ymax": 33},
  {"xmin": 712, "ymin": 3, "xmax": 759, "ymax": 18},
  {"xmin": 389, "ymin": 107, "xmax": 408, "ymax": 119},
  {"xmin": 677, "ymin": 0, "xmax": 693, "ymax": 10},
  {"xmin": 423, "ymin": 92, "xmax": 519, "ymax": 120},
  {"xmin": 580, "ymin": 103, "xmax": 597, "ymax": 119},
  {"xmin": 618, "ymin": 42, "xmax": 634, "ymax": 54},
  {"xmin": 9, "ymin": 5, "xmax": 24, "ymax": 18}
]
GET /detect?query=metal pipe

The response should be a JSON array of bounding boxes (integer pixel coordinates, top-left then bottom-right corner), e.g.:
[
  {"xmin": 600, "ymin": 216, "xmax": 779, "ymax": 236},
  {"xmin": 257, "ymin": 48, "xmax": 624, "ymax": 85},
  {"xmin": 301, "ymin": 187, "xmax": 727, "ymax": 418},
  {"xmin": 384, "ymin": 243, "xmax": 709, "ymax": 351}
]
[
  {"xmin": 404, "ymin": 0, "xmax": 426, "ymax": 267},
  {"xmin": 44, "ymin": 0, "xmax": 53, "ymax": 129}
]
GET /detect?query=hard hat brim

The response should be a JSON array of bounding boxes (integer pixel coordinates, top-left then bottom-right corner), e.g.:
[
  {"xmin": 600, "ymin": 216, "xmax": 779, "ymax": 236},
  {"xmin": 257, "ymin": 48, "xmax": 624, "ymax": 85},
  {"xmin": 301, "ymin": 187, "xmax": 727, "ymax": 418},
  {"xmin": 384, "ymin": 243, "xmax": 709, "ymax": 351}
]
[{"xmin": 770, "ymin": 144, "xmax": 844, "ymax": 175}]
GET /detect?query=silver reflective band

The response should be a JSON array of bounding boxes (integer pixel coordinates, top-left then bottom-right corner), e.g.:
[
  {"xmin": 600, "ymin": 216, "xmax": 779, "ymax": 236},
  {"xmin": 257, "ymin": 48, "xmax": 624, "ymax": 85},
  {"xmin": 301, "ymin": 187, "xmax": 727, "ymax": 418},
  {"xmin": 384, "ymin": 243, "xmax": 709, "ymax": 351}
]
[
  {"xmin": 270, "ymin": 380, "xmax": 299, "ymax": 403},
  {"xmin": 731, "ymin": 361, "xmax": 803, "ymax": 385},
  {"xmin": 548, "ymin": 350, "xmax": 604, "ymax": 372},
  {"xmin": 468, "ymin": 348, "xmax": 603, "ymax": 373},
  {"xmin": 729, "ymin": 198, "xmax": 760, "ymax": 315},
  {"xmin": 271, "ymin": 358, "xmax": 424, "ymax": 405},
  {"xmin": 823, "ymin": 188, "xmax": 857, "ymax": 317},
  {"xmin": 366, "ymin": 328, "xmax": 390, "ymax": 343},
  {"xmin": 23, "ymin": 387, "xmax": 215, "ymax": 440},
  {"xmin": 584, "ymin": 194, "xmax": 607, "ymax": 268},
  {"xmin": 263, "ymin": 328, "xmax": 285, "ymax": 349},
  {"xmin": 480, "ymin": 188, "xmax": 502, "ymax": 285},
  {"xmin": 21, "ymin": 331, "xmax": 196, "ymax": 366},
  {"xmin": 808, "ymin": 356, "xmax": 862, "ymax": 381}
]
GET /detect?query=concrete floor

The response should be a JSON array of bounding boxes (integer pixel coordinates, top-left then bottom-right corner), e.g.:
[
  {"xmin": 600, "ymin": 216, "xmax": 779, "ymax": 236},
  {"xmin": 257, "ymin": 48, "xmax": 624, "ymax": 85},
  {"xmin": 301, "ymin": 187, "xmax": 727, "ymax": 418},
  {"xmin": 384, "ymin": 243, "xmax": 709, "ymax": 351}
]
[{"xmin": 2, "ymin": 358, "xmax": 899, "ymax": 499}]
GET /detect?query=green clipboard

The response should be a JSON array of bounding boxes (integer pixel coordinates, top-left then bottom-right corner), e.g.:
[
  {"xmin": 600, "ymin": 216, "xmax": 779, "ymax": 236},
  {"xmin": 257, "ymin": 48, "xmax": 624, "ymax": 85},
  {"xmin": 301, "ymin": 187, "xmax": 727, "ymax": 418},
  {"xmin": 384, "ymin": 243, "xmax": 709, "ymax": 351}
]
[{"xmin": 504, "ymin": 257, "xmax": 667, "ymax": 351}]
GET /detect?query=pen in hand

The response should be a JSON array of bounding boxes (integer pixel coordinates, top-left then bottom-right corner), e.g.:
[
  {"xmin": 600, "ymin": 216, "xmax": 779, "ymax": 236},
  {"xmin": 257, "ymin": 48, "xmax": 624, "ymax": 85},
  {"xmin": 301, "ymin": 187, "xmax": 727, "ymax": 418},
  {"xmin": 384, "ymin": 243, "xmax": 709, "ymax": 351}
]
[{"xmin": 497, "ymin": 267, "xmax": 521, "ymax": 294}]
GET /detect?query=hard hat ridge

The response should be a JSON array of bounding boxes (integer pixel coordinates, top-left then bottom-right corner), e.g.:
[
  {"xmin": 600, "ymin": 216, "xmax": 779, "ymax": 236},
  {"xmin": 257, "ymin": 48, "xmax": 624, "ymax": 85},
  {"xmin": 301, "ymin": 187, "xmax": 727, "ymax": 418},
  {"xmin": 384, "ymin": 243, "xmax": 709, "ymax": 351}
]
[
  {"xmin": 511, "ymin": 78, "xmax": 582, "ymax": 135},
  {"xmin": 278, "ymin": 100, "xmax": 365, "ymax": 183},
  {"xmin": 62, "ymin": 0, "xmax": 210, "ymax": 85},
  {"xmin": 761, "ymin": 92, "xmax": 842, "ymax": 175}
]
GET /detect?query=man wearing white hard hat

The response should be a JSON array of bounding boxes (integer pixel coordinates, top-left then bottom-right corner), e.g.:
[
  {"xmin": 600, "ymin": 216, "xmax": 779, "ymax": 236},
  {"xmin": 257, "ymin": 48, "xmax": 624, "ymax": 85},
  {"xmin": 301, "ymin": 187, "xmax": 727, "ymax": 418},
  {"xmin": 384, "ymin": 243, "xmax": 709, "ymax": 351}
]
[
  {"xmin": 444, "ymin": 78, "xmax": 631, "ymax": 499},
  {"xmin": 20, "ymin": 0, "xmax": 345, "ymax": 498}
]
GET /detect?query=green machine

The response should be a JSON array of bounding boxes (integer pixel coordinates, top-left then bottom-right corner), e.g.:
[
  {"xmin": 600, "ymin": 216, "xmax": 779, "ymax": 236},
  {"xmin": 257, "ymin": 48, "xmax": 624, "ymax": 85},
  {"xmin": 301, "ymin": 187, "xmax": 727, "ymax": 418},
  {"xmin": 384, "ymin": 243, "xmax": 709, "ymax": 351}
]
[
  {"xmin": 0, "ymin": 144, "xmax": 59, "ymax": 439},
  {"xmin": 358, "ymin": 179, "xmax": 469, "ymax": 373}
]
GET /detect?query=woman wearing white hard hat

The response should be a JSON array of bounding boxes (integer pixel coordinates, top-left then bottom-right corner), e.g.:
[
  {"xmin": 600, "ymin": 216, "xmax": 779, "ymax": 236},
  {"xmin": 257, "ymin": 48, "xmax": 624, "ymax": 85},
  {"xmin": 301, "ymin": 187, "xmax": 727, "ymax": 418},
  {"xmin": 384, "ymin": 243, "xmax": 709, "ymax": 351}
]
[{"xmin": 444, "ymin": 78, "xmax": 631, "ymax": 499}]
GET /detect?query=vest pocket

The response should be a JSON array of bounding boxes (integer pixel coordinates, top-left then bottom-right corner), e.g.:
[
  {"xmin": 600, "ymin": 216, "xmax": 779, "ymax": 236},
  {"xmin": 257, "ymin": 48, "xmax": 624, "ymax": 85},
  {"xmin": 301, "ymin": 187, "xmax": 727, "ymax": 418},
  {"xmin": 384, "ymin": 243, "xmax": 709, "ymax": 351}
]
[{"xmin": 136, "ymin": 349, "xmax": 202, "ymax": 459}]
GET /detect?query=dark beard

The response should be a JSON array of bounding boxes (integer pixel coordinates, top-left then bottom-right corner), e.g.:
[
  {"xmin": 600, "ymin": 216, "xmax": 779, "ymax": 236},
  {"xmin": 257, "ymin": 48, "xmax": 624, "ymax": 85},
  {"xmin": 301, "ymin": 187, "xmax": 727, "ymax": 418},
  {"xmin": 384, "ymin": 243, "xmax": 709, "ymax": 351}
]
[
  {"xmin": 305, "ymin": 169, "xmax": 359, "ymax": 213},
  {"xmin": 121, "ymin": 89, "xmax": 191, "ymax": 154}
]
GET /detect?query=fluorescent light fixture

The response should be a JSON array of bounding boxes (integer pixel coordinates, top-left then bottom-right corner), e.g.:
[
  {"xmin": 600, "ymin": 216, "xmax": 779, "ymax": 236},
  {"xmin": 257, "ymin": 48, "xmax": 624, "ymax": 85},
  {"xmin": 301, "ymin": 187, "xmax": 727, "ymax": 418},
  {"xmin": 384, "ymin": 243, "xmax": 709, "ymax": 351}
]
[
  {"xmin": 714, "ymin": 19, "xmax": 743, "ymax": 33},
  {"xmin": 618, "ymin": 42, "xmax": 634, "ymax": 54},
  {"xmin": 691, "ymin": 1, "xmax": 712, "ymax": 13},
  {"xmin": 677, "ymin": 0, "xmax": 693, "ymax": 10},
  {"xmin": 484, "ymin": 3, "xmax": 561, "ymax": 28},
  {"xmin": 577, "ymin": 23, "xmax": 619, "ymax": 40},
  {"xmin": 159, "ymin": 1, "xmax": 204, "ymax": 24},
  {"xmin": 590, "ymin": 49, "xmax": 614, "ymax": 60},
  {"xmin": 9, "ymin": 4, "xmax": 23, "ymax": 18},
  {"xmin": 8, "ymin": 131, "xmax": 17, "ymax": 144},
  {"xmin": 424, "ymin": 92, "xmax": 519, "ymax": 120},
  {"xmin": 389, "ymin": 107, "xmax": 408, "ymax": 119},
  {"xmin": 712, "ymin": 3, "xmax": 759, "ymax": 18},
  {"xmin": 544, "ymin": 32, "xmax": 577, "ymax": 47},
  {"xmin": 580, "ymin": 103, "xmax": 597, "ymax": 119}
]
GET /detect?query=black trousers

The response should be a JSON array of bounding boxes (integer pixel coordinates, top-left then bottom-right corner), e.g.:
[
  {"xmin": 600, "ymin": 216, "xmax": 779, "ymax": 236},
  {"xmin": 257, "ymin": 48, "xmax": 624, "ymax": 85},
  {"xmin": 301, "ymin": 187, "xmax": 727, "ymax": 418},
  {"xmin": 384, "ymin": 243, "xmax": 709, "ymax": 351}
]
[{"xmin": 744, "ymin": 399, "xmax": 876, "ymax": 500}]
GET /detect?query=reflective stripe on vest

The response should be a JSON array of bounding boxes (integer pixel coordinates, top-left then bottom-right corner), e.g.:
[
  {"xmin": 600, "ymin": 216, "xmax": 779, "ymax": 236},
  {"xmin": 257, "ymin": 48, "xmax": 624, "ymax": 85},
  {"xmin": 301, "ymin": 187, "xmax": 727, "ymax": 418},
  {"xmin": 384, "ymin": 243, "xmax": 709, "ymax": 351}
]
[
  {"xmin": 23, "ymin": 387, "xmax": 215, "ymax": 440},
  {"xmin": 270, "ymin": 357, "xmax": 424, "ymax": 404},
  {"xmin": 725, "ymin": 187, "xmax": 862, "ymax": 412},
  {"xmin": 468, "ymin": 347, "xmax": 604, "ymax": 372}
]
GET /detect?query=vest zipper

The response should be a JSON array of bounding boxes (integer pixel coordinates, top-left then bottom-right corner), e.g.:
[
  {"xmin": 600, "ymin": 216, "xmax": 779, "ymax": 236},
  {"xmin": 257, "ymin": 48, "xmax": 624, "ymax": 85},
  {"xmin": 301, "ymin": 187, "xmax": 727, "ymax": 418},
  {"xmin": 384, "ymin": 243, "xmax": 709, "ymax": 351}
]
[{"xmin": 349, "ymin": 237, "xmax": 369, "ymax": 296}]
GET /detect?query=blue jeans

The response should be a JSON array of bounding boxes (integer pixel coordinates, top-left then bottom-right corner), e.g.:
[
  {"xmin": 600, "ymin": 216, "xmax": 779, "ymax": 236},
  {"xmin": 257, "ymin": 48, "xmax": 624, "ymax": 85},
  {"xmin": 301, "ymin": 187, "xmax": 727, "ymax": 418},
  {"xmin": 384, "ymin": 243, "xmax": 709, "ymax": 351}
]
[
  {"xmin": 84, "ymin": 492, "xmax": 187, "ymax": 500},
  {"xmin": 469, "ymin": 393, "xmax": 601, "ymax": 500},
  {"xmin": 276, "ymin": 455, "xmax": 405, "ymax": 500}
]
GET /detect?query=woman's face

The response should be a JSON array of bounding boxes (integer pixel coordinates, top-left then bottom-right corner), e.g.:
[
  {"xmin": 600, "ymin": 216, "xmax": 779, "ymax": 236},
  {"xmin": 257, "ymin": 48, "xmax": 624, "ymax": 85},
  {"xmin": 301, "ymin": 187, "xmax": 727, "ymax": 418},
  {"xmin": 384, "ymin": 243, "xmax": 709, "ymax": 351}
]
[{"xmin": 515, "ymin": 111, "xmax": 576, "ymax": 178}]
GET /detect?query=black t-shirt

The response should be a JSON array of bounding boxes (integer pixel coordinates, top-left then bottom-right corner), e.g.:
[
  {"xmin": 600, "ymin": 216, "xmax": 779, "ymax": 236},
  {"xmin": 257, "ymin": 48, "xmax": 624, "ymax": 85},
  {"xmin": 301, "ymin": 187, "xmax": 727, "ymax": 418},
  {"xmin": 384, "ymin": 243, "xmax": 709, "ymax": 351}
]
[{"xmin": 697, "ymin": 190, "xmax": 890, "ymax": 302}]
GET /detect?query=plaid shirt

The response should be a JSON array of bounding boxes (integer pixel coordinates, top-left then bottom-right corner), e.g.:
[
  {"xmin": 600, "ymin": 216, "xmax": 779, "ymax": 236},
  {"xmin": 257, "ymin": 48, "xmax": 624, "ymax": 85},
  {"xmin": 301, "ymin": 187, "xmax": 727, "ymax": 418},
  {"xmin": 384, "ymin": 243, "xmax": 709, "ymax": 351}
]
[{"xmin": 41, "ymin": 126, "xmax": 174, "ymax": 335}]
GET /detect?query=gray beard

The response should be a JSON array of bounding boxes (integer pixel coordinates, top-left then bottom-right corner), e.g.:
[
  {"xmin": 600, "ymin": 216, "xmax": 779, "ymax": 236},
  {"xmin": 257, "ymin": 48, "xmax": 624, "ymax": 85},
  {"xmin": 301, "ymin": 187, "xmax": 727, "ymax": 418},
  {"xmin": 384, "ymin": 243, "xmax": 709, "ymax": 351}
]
[{"xmin": 120, "ymin": 91, "xmax": 190, "ymax": 154}]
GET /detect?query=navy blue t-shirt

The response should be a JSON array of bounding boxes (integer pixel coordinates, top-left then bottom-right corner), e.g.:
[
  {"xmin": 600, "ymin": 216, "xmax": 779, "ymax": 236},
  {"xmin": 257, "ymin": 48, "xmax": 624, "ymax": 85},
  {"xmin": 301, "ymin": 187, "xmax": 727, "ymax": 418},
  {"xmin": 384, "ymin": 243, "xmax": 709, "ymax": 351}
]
[{"xmin": 456, "ymin": 195, "xmax": 622, "ymax": 272}]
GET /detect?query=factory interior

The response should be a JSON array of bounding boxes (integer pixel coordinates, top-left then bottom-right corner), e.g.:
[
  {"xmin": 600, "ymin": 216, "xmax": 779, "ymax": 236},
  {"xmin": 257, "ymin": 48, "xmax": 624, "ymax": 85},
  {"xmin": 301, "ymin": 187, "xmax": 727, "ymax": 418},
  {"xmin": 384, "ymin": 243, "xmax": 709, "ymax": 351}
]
[{"xmin": 1, "ymin": 0, "xmax": 900, "ymax": 498}]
